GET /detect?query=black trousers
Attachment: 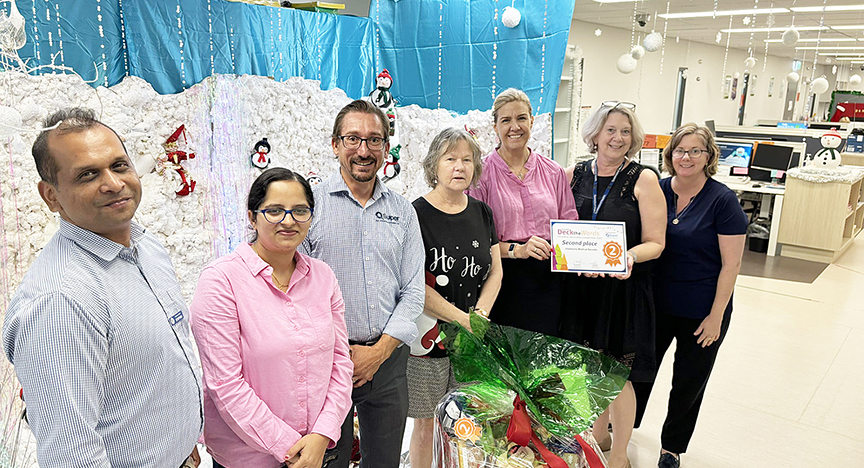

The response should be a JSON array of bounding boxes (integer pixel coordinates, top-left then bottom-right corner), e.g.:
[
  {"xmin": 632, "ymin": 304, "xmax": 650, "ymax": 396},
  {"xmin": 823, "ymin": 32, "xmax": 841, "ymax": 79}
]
[
  {"xmin": 333, "ymin": 345, "xmax": 409, "ymax": 468},
  {"xmin": 633, "ymin": 310, "xmax": 732, "ymax": 454}
]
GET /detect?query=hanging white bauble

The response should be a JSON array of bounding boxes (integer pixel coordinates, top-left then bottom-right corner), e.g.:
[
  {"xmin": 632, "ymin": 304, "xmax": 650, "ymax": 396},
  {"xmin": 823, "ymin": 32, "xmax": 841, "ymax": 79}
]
[
  {"xmin": 744, "ymin": 57, "xmax": 757, "ymax": 69},
  {"xmin": 786, "ymin": 72, "xmax": 799, "ymax": 83},
  {"xmin": 631, "ymin": 45, "xmax": 646, "ymax": 60},
  {"xmin": 811, "ymin": 77, "xmax": 830, "ymax": 94},
  {"xmin": 643, "ymin": 32, "xmax": 663, "ymax": 52},
  {"xmin": 616, "ymin": 53, "xmax": 638, "ymax": 74},
  {"xmin": 733, "ymin": 72, "xmax": 740, "ymax": 79},
  {"xmin": 0, "ymin": 106, "xmax": 23, "ymax": 138},
  {"xmin": 851, "ymin": 74, "xmax": 862, "ymax": 85},
  {"xmin": 502, "ymin": 6, "xmax": 521, "ymax": 28},
  {"xmin": 782, "ymin": 27, "xmax": 800, "ymax": 46},
  {"xmin": 0, "ymin": 0, "xmax": 26, "ymax": 51}
]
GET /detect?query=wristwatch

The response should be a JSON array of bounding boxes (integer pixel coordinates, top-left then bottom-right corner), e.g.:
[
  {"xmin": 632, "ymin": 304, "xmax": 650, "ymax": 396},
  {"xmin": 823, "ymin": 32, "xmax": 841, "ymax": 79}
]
[{"xmin": 508, "ymin": 243, "xmax": 517, "ymax": 259}]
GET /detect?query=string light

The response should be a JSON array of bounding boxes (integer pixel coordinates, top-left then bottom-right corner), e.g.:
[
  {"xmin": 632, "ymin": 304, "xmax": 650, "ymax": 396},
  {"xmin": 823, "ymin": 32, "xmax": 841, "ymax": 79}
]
[
  {"xmin": 540, "ymin": 0, "xmax": 547, "ymax": 104},
  {"xmin": 53, "ymin": 2, "xmax": 65, "ymax": 67},
  {"xmin": 97, "ymin": 0, "xmax": 108, "ymax": 86},
  {"xmin": 118, "ymin": 0, "xmax": 129, "ymax": 76},
  {"xmin": 492, "ymin": 0, "xmax": 498, "ymax": 99},
  {"xmin": 438, "ymin": 2, "xmax": 442, "ymax": 109},
  {"xmin": 277, "ymin": 11, "xmax": 282, "ymax": 76},
  {"xmin": 721, "ymin": 15, "xmax": 733, "ymax": 88},
  {"xmin": 660, "ymin": 1, "xmax": 669, "ymax": 75},
  {"xmin": 208, "ymin": 0, "xmax": 214, "ymax": 75},
  {"xmin": 31, "ymin": 1, "xmax": 40, "ymax": 65},
  {"xmin": 375, "ymin": 0, "xmax": 380, "ymax": 72},
  {"xmin": 176, "ymin": 2, "xmax": 186, "ymax": 88}
]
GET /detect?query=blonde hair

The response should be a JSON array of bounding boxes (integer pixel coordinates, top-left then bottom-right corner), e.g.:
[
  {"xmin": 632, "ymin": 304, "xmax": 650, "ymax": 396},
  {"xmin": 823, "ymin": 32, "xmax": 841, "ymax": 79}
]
[
  {"xmin": 662, "ymin": 123, "xmax": 719, "ymax": 177},
  {"xmin": 492, "ymin": 88, "xmax": 533, "ymax": 122},
  {"xmin": 581, "ymin": 105, "xmax": 645, "ymax": 157}
]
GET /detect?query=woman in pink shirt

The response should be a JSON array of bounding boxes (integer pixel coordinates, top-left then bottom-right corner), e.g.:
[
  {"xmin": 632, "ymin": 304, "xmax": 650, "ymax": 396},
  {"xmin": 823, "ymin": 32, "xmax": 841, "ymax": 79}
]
[
  {"xmin": 190, "ymin": 168, "xmax": 353, "ymax": 468},
  {"xmin": 467, "ymin": 88, "xmax": 578, "ymax": 336}
]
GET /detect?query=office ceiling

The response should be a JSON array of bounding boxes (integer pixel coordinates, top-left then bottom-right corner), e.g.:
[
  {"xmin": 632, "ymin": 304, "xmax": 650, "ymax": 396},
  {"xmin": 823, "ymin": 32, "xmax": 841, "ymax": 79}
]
[{"xmin": 572, "ymin": 0, "xmax": 864, "ymax": 65}]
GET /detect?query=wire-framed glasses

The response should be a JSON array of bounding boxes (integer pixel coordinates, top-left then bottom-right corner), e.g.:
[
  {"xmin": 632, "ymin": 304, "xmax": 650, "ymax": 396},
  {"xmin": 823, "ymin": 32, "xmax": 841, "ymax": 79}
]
[
  {"xmin": 337, "ymin": 135, "xmax": 387, "ymax": 150},
  {"xmin": 254, "ymin": 207, "xmax": 314, "ymax": 224},
  {"xmin": 671, "ymin": 148, "xmax": 708, "ymax": 159},
  {"xmin": 601, "ymin": 101, "xmax": 637, "ymax": 110}
]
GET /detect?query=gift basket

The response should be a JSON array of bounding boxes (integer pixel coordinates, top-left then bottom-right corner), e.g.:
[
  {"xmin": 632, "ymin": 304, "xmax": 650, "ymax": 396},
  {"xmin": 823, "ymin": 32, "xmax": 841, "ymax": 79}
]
[{"xmin": 434, "ymin": 314, "xmax": 631, "ymax": 468}]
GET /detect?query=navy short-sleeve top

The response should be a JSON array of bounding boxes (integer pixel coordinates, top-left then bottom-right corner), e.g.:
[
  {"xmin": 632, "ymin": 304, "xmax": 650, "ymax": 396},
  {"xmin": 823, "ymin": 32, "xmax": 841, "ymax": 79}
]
[{"xmin": 655, "ymin": 177, "xmax": 748, "ymax": 319}]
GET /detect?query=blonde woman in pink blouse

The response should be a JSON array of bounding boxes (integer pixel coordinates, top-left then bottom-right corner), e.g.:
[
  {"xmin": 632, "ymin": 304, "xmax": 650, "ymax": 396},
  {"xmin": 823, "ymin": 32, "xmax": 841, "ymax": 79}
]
[
  {"xmin": 467, "ymin": 88, "xmax": 578, "ymax": 336},
  {"xmin": 190, "ymin": 168, "xmax": 353, "ymax": 468}
]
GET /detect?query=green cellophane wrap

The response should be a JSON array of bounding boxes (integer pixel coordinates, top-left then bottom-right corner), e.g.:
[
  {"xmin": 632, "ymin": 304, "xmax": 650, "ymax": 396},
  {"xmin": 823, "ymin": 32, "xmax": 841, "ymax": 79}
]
[{"xmin": 440, "ymin": 313, "xmax": 630, "ymax": 439}]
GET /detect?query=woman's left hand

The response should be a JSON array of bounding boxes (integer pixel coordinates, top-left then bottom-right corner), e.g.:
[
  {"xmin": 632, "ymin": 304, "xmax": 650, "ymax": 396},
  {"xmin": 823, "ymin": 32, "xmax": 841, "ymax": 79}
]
[
  {"xmin": 609, "ymin": 252, "xmax": 635, "ymax": 280},
  {"xmin": 694, "ymin": 313, "xmax": 723, "ymax": 348},
  {"xmin": 285, "ymin": 434, "xmax": 330, "ymax": 468}
]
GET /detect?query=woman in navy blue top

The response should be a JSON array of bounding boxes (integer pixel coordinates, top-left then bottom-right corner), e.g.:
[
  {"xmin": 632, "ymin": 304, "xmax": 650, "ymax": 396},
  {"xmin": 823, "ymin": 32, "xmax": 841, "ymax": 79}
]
[{"xmin": 633, "ymin": 123, "xmax": 748, "ymax": 468}]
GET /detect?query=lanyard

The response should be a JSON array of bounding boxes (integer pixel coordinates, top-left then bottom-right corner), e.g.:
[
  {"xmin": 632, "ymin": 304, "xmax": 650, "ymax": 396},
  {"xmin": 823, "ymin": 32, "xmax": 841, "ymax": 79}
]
[{"xmin": 592, "ymin": 160, "xmax": 626, "ymax": 221}]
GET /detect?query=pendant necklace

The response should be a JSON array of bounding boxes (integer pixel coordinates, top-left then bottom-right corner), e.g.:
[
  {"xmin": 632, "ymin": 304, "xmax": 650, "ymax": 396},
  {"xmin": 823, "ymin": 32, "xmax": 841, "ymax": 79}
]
[{"xmin": 672, "ymin": 194, "xmax": 697, "ymax": 225}]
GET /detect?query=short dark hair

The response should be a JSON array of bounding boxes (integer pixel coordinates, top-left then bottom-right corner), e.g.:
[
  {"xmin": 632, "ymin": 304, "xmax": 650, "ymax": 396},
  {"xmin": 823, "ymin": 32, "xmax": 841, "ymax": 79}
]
[
  {"xmin": 247, "ymin": 167, "xmax": 315, "ymax": 242},
  {"xmin": 31, "ymin": 108, "xmax": 127, "ymax": 185},
  {"xmin": 331, "ymin": 100, "xmax": 389, "ymax": 143}
]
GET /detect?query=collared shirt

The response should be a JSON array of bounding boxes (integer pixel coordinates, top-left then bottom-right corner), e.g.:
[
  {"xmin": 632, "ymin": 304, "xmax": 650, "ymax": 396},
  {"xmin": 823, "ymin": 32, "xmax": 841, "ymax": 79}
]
[
  {"xmin": 2, "ymin": 219, "xmax": 202, "ymax": 468},
  {"xmin": 190, "ymin": 244, "xmax": 353, "ymax": 467},
  {"xmin": 468, "ymin": 148, "xmax": 579, "ymax": 242},
  {"xmin": 300, "ymin": 173, "xmax": 424, "ymax": 344}
]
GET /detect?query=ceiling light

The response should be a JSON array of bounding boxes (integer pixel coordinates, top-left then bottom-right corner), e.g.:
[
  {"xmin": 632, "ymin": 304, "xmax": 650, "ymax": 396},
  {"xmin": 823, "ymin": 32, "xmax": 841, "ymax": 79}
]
[
  {"xmin": 796, "ymin": 46, "xmax": 864, "ymax": 50},
  {"xmin": 592, "ymin": 0, "xmax": 647, "ymax": 3},
  {"xmin": 833, "ymin": 57, "xmax": 864, "ymax": 60},
  {"xmin": 723, "ymin": 26, "xmax": 828, "ymax": 33},
  {"xmin": 659, "ymin": 8, "xmax": 789, "ymax": 19},
  {"xmin": 765, "ymin": 38, "xmax": 857, "ymax": 43},
  {"xmin": 790, "ymin": 5, "xmax": 864, "ymax": 13}
]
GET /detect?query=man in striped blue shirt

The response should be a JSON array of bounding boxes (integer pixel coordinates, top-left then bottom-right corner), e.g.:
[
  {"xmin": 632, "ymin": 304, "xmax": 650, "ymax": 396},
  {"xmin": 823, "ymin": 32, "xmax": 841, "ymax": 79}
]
[
  {"xmin": 2, "ymin": 108, "xmax": 203, "ymax": 468},
  {"xmin": 301, "ymin": 100, "xmax": 424, "ymax": 468}
]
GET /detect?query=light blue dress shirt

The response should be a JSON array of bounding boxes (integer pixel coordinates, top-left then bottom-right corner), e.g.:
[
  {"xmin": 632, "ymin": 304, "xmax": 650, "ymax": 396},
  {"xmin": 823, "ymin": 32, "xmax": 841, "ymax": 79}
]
[
  {"xmin": 3, "ymin": 219, "xmax": 203, "ymax": 468},
  {"xmin": 301, "ymin": 174, "xmax": 424, "ymax": 344}
]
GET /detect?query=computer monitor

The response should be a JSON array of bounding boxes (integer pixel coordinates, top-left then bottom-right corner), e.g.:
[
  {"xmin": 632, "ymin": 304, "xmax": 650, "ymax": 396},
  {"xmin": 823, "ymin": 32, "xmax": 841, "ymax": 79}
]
[
  {"xmin": 717, "ymin": 142, "xmax": 753, "ymax": 168},
  {"xmin": 750, "ymin": 143, "xmax": 794, "ymax": 182}
]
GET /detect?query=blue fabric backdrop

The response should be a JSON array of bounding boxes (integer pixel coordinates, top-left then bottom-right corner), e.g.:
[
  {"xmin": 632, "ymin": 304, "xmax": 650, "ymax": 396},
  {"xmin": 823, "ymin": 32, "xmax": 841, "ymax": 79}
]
[
  {"xmin": 9, "ymin": 0, "xmax": 375, "ymax": 96},
  {"xmin": 5, "ymin": 0, "xmax": 573, "ymax": 112},
  {"xmin": 370, "ymin": 0, "xmax": 575, "ymax": 115}
]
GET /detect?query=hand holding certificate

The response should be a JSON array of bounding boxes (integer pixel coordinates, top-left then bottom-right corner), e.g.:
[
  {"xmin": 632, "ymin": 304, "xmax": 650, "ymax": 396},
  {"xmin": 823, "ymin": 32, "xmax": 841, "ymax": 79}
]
[{"xmin": 550, "ymin": 220, "xmax": 628, "ymax": 275}]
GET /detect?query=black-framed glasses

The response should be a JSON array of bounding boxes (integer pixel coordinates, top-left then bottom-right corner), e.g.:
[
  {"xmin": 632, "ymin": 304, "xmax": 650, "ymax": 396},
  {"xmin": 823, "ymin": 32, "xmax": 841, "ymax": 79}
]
[
  {"xmin": 254, "ymin": 207, "xmax": 314, "ymax": 224},
  {"xmin": 337, "ymin": 135, "xmax": 387, "ymax": 150},
  {"xmin": 601, "ymin": 101, "xmax": 637, "ymax": 110},
  {"xmin": 672, "ymin": 148, "xmax": 708, "ymax": 159}
]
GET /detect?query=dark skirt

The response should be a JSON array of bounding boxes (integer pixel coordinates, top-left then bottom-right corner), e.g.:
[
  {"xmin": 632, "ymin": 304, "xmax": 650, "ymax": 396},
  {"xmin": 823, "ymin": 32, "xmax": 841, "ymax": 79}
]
[
  {"xmin": 559, "ymin": 267, "xmax": 657, "ymax": 382},
  {"xmin": 490, "ymin": 256, "xmax": 562, "ymax": 337}
]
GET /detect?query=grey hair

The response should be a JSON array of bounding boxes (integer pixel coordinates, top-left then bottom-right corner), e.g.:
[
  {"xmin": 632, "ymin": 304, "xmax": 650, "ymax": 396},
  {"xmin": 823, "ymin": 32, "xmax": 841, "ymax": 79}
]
[
  {"xmin": 581, "ymin": 104, "xmax": 645, "ymax": 157},
  {"xmin": 422, "ymin": 128, "xmax": 484, "ymax": 188},
  {"xmin": 492, "ymin": 88, "xmax": 533, "ymax": 123},
  {"xmin": 31, "ymin": 107, "xmax": 126, "ymax": 184}
]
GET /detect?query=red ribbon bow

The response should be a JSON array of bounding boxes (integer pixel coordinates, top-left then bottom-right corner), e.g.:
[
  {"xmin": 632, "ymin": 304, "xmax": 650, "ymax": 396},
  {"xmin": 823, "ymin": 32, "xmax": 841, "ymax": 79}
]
[{"xmin": 506, "ymin": 395, "xmax": 604, "ymax": 468}]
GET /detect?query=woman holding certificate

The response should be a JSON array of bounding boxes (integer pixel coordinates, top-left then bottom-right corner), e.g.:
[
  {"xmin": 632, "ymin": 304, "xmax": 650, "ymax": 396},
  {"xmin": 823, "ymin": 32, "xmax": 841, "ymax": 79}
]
[
  {"xmin": 467, "ymin": 88, "xmax": 577, "ymax": 336},
  {"xmin": 633, "ymin": 123, "xmax": 747, "ymax": 468},
  {"xmin": 560, "ymin": 101, "xmax": 666, "ymax": 468}
]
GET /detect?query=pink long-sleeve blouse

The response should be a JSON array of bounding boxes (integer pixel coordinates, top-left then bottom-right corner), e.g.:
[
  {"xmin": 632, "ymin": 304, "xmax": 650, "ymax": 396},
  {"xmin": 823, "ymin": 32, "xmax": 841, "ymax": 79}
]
[
  {"xmin": 190, "ymin": 243, "xmax": 353, "ymax": 468},
  {"xmin": 468, "ymin": 148, "xmax": 578, "ymax": 242}
]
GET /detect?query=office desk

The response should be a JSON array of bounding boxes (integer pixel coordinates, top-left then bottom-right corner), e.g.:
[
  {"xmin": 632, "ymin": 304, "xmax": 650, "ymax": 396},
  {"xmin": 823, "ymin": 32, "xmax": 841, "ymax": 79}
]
[{"xmin": 719, "ymin": 179, "xmax": 785, "ymax": 256}]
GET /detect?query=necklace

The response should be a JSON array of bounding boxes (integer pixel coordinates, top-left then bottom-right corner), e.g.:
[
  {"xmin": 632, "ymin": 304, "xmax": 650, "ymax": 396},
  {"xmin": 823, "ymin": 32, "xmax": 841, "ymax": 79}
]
[
  {"xmin": 670, "ymin": 177, "xmax": 706, "ymax": 225},
  {"xmin": 271, "ymin": 273, "xmax": 289, "ymax": 291},
  {"xmin": 503, "ymin": 152, "xmax": 530, "ymax": 180}
]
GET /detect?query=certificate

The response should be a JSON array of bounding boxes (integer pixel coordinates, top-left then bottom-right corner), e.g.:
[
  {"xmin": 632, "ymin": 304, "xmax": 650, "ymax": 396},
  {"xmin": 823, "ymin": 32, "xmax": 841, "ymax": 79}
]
[{"xmin": 550, "ymin": 220, "xmax": 628, "ymax": 274}]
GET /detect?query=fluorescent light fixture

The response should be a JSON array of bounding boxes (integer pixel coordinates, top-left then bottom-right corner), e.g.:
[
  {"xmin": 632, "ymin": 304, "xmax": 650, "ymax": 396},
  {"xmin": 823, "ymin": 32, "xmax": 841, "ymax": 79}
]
[
  {"xmin": 796, "ymin": 46, "xmax": 864, "ymax": 50},
  {"xmin": 831, "ymin": 25, "xmax": 864, "ymax": 30},
  {"xmin": 592, "ymin": 0, "xmax": 648, "ymax": 3},
  {"xmin": 833, "ymin": 57, "xmax": 864, "ymax": 60},
  {"xmin": 817, "ymin": 52, "xmax": 864, "ymax": 56},
  {"xmin": 659, "ymin": 8, "xmax": 789, "ymax": 19},
  {"xmin": 765, "ymin": 38, "xmax": 857, "ymax": 43},
  {"xmin": 790, "ymin": 5, "xmax": 864, "ymax": 13},
  {"xmin": 723, "ymin": 26, "xmax": 828, "ymax": 33}
]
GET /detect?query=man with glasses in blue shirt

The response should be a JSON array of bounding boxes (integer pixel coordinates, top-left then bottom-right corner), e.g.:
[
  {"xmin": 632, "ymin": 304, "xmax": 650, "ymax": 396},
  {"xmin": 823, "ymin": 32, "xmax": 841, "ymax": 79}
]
[
  {"xmin": 301, "ymin": 99, "xmax": 424, "ymax": 468},
  {"xmin": 3, "ymin": 108, "xmax": 203, "ymax": 468}
]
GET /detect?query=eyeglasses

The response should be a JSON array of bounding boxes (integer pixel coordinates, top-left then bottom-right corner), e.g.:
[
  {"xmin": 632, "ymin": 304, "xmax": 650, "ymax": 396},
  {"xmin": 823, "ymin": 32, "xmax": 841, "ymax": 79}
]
[
  {"xmin": 601, "ymin": 101, "xmax": 637, "ymax": 110},
  {"xmin": 672, "ymin": 148, "xmax": 709, "ymax": 159},
  {"xmin": 337, "ymin": 135, "xmax": 387, "ymax": 150},
  {"xmin": 254, "ymin": 207, "xmax": 314, "ymax": 224}
]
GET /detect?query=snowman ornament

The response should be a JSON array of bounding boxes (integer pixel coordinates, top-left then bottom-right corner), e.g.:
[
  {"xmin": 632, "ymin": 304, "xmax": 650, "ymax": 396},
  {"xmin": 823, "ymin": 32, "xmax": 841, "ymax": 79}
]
[
  {"xmin": 807, "ymin": 129, "xmax": 843, "ymax": 169},
  {"xmin": 368, "ymin": 69, "xmax": 396, "ymax": 136}
]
